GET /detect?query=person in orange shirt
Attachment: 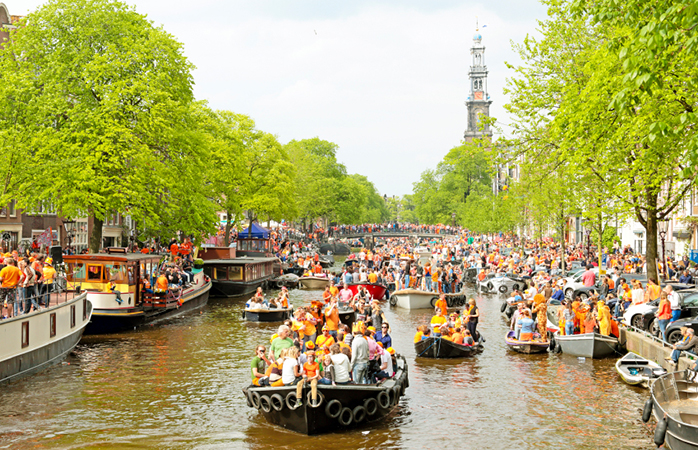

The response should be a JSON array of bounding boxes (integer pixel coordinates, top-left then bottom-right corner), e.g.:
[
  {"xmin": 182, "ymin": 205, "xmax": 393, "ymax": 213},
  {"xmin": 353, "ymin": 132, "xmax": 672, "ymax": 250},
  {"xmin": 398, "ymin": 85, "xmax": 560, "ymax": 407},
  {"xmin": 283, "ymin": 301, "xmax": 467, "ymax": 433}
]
[
  {"xmin": 452, "ymin": 327, "xmax": 464, "ymax": 345},
  {"xmin": 0, "ymin": 258, "xmax": 22, "ymax": 318},
  {"xmin": 297, "ymin": 345, "xmax": 320, "ymax": 405},
  {"xmin": 279, "ymin": 286, "xmax": 290, "ymax": 307},
  {"xmin": 316, "ymin": 325, "xmax": 336, "ymax": 352},
  {"xmin": 324, "ymin": 298, "xmax": 340, "ymax": 339},
  {"xmin": 435, "ymin": 293, "xmax": 448, "ymax": 316},
  {"xmin": 329, "ymin": 280, "xmax": 339, "ymax": 298},
  {"xmin": 155, "ymin": 273, "xmax": 169, "ymax": 292},
  {"xmin": 313, "ymin": 263, "xmax": 323, "ymax": 274},
  {"xmin": 413, "ymin": 325, "xmax": 427, "ymax": 343},
  {"xmin": 431, "ymin": 309, "xmax": 447, "ymax": 329}
]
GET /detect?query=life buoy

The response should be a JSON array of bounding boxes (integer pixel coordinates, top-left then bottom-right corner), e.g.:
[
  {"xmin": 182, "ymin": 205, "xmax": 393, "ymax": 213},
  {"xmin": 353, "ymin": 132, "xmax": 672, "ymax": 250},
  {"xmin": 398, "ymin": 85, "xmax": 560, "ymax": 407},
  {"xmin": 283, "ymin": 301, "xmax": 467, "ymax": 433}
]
[
  {"xmin": 430, "ymin": 297, "xmax": 438, "ymax": 308},
  {"xmin": 352, "ymin": 405, "xmax": 367, "ymax": 423},
  {"xmin": 377, "ymin": 391, "xmax": 390, "ymax": 409},
  {"xmin": 338, "ymin": 407, "xmax": 353, "ymax": 426},
  {"xmin": 654, "ymin": 417, "xmax": 667, "ymax": 446},
  {"xmin": 500, "ymin": 302, "xmax": 508, "ymax": 313},
  {"xmin": 251, "ymin": 391, "xmax": 261, "ymax": 409},
  {"xmin": 270, "ymin": 393, "xmax": 284, "ymax": 411},
  {"xmin": 363, "ymin": 397, "xmax": 378, "ymax": 416},
  {"xmin": 285, "ymin": 392, "xmax": 301, "ymax": 410},
  {"xmin": 389, "ymin": 295, "xmax": 397, "ymax": 306},
  {"xmin": 259, "ymin": 395, "xmax": 272, "ymax": 413},
  {"xmin": 498, "ymin": 285, "xmax": 508, "ymax": 293},
  {"xmin": 642, "ymin": 398, "xmax": 653, "ymax": 423},
  {"xmin": 325, "ymin": 399, "xmax": 342, "ymax": 418},
  {"xmin": 306, "ymin": 390, "xmax": 324, "ymax": 408}
]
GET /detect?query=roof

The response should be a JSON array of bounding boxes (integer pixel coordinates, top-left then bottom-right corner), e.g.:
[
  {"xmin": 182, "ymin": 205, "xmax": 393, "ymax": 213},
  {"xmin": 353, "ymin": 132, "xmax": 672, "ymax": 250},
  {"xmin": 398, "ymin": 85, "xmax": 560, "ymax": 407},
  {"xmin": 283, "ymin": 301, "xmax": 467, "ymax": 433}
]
[
  {"xmin": 203, "ymin": 256, "xmax": 278, "ymax": 265},
  {"xmin": 63, "ymin": 253, "xmax": 162, "ymax": 262}
]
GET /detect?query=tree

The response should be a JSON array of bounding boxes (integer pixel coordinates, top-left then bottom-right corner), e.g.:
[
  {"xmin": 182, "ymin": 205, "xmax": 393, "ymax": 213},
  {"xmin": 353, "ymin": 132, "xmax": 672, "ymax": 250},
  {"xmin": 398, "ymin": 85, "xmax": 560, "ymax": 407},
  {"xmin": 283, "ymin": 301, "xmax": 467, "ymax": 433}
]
[{"xmin": 2, "ymin": 0, "xmax": 215, "ymax": 251}]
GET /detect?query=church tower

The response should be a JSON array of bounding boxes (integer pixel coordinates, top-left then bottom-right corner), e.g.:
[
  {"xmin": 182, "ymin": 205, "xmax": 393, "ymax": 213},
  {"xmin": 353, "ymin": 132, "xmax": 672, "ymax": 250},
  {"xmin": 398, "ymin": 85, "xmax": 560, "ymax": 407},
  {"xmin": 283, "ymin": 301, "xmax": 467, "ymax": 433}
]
[{"xmin": 464, "ymin": 26, "xmax": 492, "ymax": 142}]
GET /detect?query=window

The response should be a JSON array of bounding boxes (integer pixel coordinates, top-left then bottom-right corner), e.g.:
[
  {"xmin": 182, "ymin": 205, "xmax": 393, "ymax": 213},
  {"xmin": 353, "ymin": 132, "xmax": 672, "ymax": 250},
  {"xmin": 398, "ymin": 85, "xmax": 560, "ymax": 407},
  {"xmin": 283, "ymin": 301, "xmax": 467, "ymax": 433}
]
[
  {"xmin": 70, "ymin": 305, "xmax": 76, "ymax": 328},
  {"xmin": 87, "ymin": 265, "xmax": 103, "ymax": 281},
  {"xmin": 21, "ymin": 321, "xmax": 29, "ymax": 348},
  {"xmin": 83, "ymin": 298, "xmax": 87, "ymax": 321},
  {"xmin": 104, "ymin": 264, "xmax": 126, "ymax": 282},
  {"xmin": 8, "ymin": 200, "xmax": 15, "ymax": 217},
  {"xmin": 68, "ymin": 262, "xmax": 86, "ymax": 281},
  {"xmin": 215, "ymin": 267, "xmax": 227, "ymax": 280},
  {"xmin": 50, "ymin": 313, "xmax": 56, "ymax": 337},
  {"xmin": 229, "ymin": 266, "xmax": 243, "ymax": 281}
]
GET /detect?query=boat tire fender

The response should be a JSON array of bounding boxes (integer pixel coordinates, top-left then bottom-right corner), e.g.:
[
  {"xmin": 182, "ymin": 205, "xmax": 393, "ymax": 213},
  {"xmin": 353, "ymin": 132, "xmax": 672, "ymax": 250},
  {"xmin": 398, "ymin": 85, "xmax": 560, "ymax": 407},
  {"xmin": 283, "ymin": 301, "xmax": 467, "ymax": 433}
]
[
  {"xmin": 446, "ymin": 297, "xmax": 454, "ymax": 307},
  {"xmin": 487, "ymin": 282, "xmax": 494, "ymax": 291},
  {"xmin": 363, "ymin": 397, "xmax": 378, "ymax": 415},
  {"xmin": 430, "ymin": 297, "xmax": 438, "ymax": 308},
  {"xmin": 242, "ymin": 310, "xmax": 246, "ymax": 319},
  {"xmin": 245, "ymin": 392, "xmax": 253, "ymax": 408},
  {"xmin": 338, "ymin": 407, "xmax": 353, "ymax": 426},
  {"xmin": 642, "ymin": 398, "xmax": 653, "ymax": 423},
  {"xmin": 251, "ymin": 391, "xmax": 261, "ymax": 409},
  {"xmin": 259, "ymin": 395, "xmax": 272, "ymax": 413},
  {"xmin": 386, "ymin": 387, "xmax": 396, "ymax": 406},
  {"xmin": 500, "ymin": 302, "xmax": 508, "ymax": 313},
  {"xmin": 352, "ymin": 405, "xmax": 367, "ymax": 424},
  {"xmin": 392, "ymin": 386, "xmax": 400, "ymax": 405},
  {"xmin": 498, "ymin": 285, "xmax": 508, "ymax": 293},
  {"xmin": 325, "ymin": 399, "xmax": 342, "ymax": 419},
  {"xmin": 285, "ymin": 392, "xmax": 301, "ymax": 410},
  {"xmin": 554, "ymin": 342, "xmax": 562, "ymax": 354},
  {"xmin": 270, "ymin": 393, "xmax": 284, "ymax": 412},
  {"xmin": 654, "ymin": 417, "xmax": 667, "ymax": 446},
  {"xmin": 377, "ymin": 391, "xmax": 390, "ymax": 409},
  {"xmin": 389, "ymin": 295, "xmax": 397, "ymax": 306},
  {"xmin": 306, "ymin": 391, "xmax": 324, "ymax": 408}
]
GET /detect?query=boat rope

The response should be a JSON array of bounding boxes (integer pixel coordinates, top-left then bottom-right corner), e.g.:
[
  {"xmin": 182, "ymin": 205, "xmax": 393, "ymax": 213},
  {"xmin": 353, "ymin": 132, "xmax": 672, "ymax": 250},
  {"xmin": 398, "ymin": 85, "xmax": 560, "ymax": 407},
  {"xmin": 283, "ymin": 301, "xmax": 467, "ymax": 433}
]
[{"xmin": 418, "ymin": 337, "xmax": 441, "ymax": 358}]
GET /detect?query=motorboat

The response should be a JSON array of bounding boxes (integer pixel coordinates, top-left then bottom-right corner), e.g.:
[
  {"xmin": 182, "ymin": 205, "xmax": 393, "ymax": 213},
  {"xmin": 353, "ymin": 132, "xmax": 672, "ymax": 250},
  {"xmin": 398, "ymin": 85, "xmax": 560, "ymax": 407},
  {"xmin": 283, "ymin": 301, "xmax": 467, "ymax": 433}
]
[
  {"xmin": 615, "ymin": 352, "xmax": 666, "ymax": 387},
  {"xmin": 553, "ymin": 331, "xmax": 619, "ymax": 358},
  {"xmin": 299, "ymin": 275, "xmax": 331, "ymax": 290},
  {"xmin": 243, "ymin": 306, "xmax": 293, "ymax": 322},
  {"xmin": 242, "ymin": 355, "xmax": 408, "ymax": 435},
  {"xmin": 389, "ymin": 289, "xmax": 468, "ymax": 310},
  {"xmin": 346, "ymin": 283, "xmax": 389, "ymax": 301},
  {"xmin": 505, "ymin": 330, "xmax": 549, "ymax": 354},
  {"xmin": 647, "ymin": 370, "xmax": 698, "ymax": 449},
  {"xmin": 414, "ymin": 336, "xmax": 484, "ymax": 358}
]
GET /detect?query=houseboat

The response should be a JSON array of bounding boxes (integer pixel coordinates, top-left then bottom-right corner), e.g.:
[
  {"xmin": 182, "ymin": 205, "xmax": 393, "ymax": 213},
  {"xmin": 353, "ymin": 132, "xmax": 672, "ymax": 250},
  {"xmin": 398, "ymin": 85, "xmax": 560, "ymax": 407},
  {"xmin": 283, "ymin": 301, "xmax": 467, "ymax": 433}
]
[
  {"xmin": 1, "ymin": 291, "xmax": 92, "ymax": 384},
  {"xmin": 203, "ymin": 256, "xmax": 277, "ymax": 297},
  {"xmin": 64, "ymin": 250, "xmax": 211, "ymax": 334}
]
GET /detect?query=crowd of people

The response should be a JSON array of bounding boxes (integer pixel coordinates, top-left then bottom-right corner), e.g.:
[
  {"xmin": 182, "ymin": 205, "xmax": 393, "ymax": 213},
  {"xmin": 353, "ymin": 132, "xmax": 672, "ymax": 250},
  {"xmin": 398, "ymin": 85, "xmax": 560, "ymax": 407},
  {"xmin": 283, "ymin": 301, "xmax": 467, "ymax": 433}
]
[{"xmin": 0, "ymin": 252, "xmax": 57, "ymax": 319}]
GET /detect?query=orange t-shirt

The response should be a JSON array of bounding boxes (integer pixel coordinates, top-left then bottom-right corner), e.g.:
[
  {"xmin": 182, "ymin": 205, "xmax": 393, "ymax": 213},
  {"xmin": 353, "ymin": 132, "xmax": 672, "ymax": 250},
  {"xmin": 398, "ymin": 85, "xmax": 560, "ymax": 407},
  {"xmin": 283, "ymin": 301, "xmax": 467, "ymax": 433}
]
[
  {"xmin": 316, "ymin": 334, "xmax": 335, "ymax": 350},
  {"xmin": 0, "ymin": 265, "xmax": 21, "ymax": 288},
  {"xmin": 324, "ymin": 306, "xmax": 340, "ymax": 331},
  {"xmin": 414, "ymin": 331, "xmax": 424, "ymax": 343},
  {"xmin": 170, "ymin": 243, "xmax": 179, "ymax": 255},
  {"xmin": 452, "ymin": 332, "xmax": 464, "ymax": 345},
  {"xmin": 303, "ymin": 361, "xmax": 319, "ymax": 378},
  {"xmin": 329, "ymin": 286, "xmax": 339, "ymax": 297},
  {"xmin": 179, "ymin": 242, "xmax": 192, "ymax": 255},
  {"xmin": 435, "ymin": 299, "xmax": 448, "ymax": 316},
  {"xmin": 155, "ymin": 275, "xmax": 168, "ymax": 291}
]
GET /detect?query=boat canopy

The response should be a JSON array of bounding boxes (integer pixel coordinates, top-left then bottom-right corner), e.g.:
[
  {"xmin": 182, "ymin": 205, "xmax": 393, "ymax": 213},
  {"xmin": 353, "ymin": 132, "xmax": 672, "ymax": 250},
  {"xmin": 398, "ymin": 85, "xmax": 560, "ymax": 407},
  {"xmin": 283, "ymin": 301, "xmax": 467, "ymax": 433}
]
[{"xmin": 239, "ymin": 223, "xmax": 269, "ymax": 239}]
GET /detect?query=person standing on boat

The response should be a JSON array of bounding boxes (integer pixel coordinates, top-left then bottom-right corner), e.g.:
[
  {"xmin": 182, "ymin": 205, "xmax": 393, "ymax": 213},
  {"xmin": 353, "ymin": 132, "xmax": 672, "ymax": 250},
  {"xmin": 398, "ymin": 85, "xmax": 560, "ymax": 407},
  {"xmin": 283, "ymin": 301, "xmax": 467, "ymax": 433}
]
[
  {"xmin": 375, "ymin": 321, "xmax": 392, "ymax": 349},
  {"xmin": 464, "ymin": 298, "xmax": 480, "ymax": 341},
  {"xmin": 562, "ymin": 301, "xmax": 575, "ymax": 336},
  {"xmin": 531, "ymin": 294, "xmax": 547, "ymax": 339},
  {"xmin": 517, "ymin": 310, "xmax": 535, "ymax": 341},
  {"xmin": 269, "ymin": 325, "xmax": 294, "ymax": 361},
  {"xmin": 435, "ymin": 293, "xmax": 448, "ymax": 316},
  {"xmin": 350, "ymin": 323, "xmax": 369, "ymax": 384},
  {"xmin": 19, "ymin": 259, "xmax": 39, "ymax": 315},
  {"xmin": 0, "ymin": 258, "xmax": 21, "ymax": 318}
]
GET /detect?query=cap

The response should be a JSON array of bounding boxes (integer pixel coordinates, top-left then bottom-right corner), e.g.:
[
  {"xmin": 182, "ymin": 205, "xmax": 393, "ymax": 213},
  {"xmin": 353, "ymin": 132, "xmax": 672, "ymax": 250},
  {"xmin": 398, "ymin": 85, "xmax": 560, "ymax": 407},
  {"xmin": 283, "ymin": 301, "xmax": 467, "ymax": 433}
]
[
  {"xmin": 322, "ymin": 325, "xmax": 328, "ymax": 331},
  {"xmin": 367, "ymin": 326, "xmax": 376, "ymax": 332},
  {"xmin": 376, "ymin": 341, "xmax": 384, "ymax": 348},
  {"xmin": 45, "ymin": 258, "xmax": 53, "ymax": 265},
  {"xmin": 305, "ymin": 341, "xmax": 315, "ymax": 349},
  {"xmin": 386, "ymin": 347, "xmax": 395, "ymax": 355}
]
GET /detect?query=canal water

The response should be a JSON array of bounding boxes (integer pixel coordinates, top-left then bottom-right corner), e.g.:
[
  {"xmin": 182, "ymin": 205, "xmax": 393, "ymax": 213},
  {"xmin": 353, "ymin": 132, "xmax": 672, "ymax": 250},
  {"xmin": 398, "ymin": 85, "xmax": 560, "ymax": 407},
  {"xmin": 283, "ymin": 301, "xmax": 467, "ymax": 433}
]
[{"xmin": 0, "ymin": 269, "xmax": 656, "ymax": 449}]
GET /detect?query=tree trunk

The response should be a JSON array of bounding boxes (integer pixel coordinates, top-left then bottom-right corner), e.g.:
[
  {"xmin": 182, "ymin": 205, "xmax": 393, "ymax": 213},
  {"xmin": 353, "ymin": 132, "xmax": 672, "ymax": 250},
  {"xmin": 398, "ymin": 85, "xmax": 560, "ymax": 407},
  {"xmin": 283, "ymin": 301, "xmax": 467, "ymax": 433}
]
[
  {"xmin": 224, "ymin": 210, "xmax": 233, "ymax": 246},
  {"xmin": 559, "ymin": 217, "xmax": 566, "ymax": 273},
  {"xmin": 645, "ymin": 214, "xmax": 659, "ymax": 284},
  {"xmin": 89, "ymin": 214, "xmax": 103, "ymax": 253}
]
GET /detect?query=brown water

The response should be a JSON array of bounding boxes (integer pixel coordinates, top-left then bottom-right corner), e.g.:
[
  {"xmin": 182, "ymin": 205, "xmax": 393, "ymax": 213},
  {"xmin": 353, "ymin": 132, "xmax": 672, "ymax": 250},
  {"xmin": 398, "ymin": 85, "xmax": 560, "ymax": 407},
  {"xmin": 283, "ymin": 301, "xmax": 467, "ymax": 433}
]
[{"xmin": 0, "ymin": 273, "xmax": 656, "ymax": 449}]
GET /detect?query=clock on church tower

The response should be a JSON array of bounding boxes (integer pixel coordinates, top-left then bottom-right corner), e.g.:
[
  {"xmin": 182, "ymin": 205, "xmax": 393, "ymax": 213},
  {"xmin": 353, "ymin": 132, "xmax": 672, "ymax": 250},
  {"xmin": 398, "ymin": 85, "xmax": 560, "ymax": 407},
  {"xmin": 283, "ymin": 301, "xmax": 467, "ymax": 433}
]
[{"xmin": 464, "ymin": 28, "xmax": 492, "ymax": 142}]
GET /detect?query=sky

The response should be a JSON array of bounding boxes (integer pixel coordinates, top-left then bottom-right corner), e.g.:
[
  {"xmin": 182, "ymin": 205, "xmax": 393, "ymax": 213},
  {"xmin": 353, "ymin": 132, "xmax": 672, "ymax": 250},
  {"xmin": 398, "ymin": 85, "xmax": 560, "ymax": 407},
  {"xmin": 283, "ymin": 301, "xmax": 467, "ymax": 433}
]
[{"xmin": 6, "ymin": 0, "xmax": 547, "ymax": 196}]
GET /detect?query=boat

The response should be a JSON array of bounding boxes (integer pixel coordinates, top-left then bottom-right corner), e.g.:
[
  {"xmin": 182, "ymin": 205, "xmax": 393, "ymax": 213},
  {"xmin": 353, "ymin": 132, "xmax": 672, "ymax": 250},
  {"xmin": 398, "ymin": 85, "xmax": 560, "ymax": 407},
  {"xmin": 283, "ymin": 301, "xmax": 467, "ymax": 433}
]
[
  {"xmin": 318, "ymin": 254, "xmax": 335, "ymax": 268},
  {"xmin": 346, "ymin": 283, "xmax": 389, "ymax": 301},
  {"xmin": 242, "ymin": 355, "xmax": 409, "ymax": 435},
  {"xmin": 243, "ymin": 307, "xmax": 293, "ymax": 322},
  {"xmin": 336, "ymin": 305, "xmax": 356, "ymax": 330},
  {"xmin": 64, "ymin": 250, "xmax": 211, "ymax": 334},
  {"xmin": 414, "ymin": 336, "xmax": 483, "ymax": 358},
  {"xmin": 505, "ymin": 331, "xmax": 549, "ymax": 354},
  {"xmin": 0, "ymin": 291, "xmax": 92, "ymax": 384},
  {"xmin": 647, "ymin": 370, "xmax": 698, "ymax": 449},
  {"xmin": 615, "ymin": 352, "xmax": 666, "ymax": 386},
  {"xmin": 414, "ymin": 246, "xmax": 431, "ymax": 258},
  {"xmin": 203, "ymin": 256, "xmax": 277, "ymax": 297},
  {"xmin": 299, "ymin": 275, "xmax": 330, "ymax": 290},
  {"xmin": 553, "ymin": 331, "xmax": 619, "ymax": 358},
  {"xmin": 273, "ymin": 273, "xmax": 299, "ymax": 289},
  {"xmin": 389, "ymin": 289, "xmax": 467, "ymax": 310}
]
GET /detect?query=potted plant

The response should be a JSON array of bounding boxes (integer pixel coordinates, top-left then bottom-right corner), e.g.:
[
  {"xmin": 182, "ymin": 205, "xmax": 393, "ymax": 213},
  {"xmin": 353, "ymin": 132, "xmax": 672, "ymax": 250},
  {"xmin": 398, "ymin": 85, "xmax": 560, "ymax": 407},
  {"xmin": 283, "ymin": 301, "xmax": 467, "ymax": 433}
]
[{"xmin": 193, "ymin": 258, "xmax": 204, "ymax": 270}]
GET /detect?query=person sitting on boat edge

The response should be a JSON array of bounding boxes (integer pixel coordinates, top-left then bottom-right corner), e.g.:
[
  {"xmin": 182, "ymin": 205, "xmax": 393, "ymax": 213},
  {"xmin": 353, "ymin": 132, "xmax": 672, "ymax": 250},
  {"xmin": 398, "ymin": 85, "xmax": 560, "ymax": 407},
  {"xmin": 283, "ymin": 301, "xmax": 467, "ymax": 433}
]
[
  {"xmin": 666, "ymin": 328, "xmax": 698, "ymax": 366},
  {"xmin": 371, "ymin": 345, "xmax": 394, "ymax": 382},
  {"xmin": 269, "ymin": 325, "xmax": 294, "ymax": 361},
  {"xmin": 297, "ymin": 344, "xmax": 321, "ymax": 406},
  {"xmin": 251, "ymin": 345, "xmax": 271, "ymax": 386},
  {"xmin": 462, "ymin": 330, "xmax": 474, "ymax": 346},
  {"xmin": 328, "ymin": 343, "xmax": 351, "ymax": 385},
  {"xmin": 283, "ymin": 347, "xmax": 304, "ymax": 407}
]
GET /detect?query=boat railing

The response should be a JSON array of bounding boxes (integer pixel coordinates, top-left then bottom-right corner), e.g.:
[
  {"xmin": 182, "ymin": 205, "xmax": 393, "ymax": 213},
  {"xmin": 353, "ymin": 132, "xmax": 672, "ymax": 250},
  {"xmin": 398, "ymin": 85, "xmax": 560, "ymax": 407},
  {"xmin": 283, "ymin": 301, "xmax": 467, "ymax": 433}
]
[
  {"xmin": 622, "ymin": 323, "xmax": 698, "ymax": 363},
  {"xmin": 1, "ymin": 277, "xmax": 82, "ymax": 320}
]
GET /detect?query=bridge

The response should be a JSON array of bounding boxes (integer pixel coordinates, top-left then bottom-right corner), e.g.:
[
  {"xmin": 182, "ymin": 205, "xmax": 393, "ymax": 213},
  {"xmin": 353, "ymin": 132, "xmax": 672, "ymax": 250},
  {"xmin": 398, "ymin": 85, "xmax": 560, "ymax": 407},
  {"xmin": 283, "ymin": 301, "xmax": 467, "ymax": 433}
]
[{"xmin": 336, "ymin": 231, "xmax": 449, "ymax": 240}]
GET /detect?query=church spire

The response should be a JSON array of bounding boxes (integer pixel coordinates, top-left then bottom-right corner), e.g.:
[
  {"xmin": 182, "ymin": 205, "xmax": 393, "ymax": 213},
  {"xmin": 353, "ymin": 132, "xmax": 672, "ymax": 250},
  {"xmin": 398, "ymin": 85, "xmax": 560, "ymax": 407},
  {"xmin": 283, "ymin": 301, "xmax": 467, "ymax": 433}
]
[{"xmin": 464, "ymin": 22, "xmax": 492, "ymax": 142}]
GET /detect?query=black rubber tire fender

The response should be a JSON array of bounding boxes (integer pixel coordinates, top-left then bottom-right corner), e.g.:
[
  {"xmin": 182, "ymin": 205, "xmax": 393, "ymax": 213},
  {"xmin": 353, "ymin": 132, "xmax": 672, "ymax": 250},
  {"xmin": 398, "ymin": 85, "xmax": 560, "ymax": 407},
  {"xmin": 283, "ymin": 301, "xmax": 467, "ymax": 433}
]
[
  {"xmin": 285, "ymin": 391, "xmax": 301, "ymax": 410},
  {"xmin": 270, "ymin": 393, "xmax": 284, "ymax": 412},
  {"xmin": 245, "ymin": 391, "xmax": 253, "ymax": 407},
  {"xmin": 389, "ymin": 295, "xmax": 397, "ymax": 306},
  {"xmin": 363, "ymin": 397, "xmax": 378, "ymax": 416},
  {"xmin": 251, "ymin": 391, "xmax": 261, "ymax": 409},
  {"xmin": 487, "ymin": 282, "xmax": 494, "ymax": 291},
  {"xmin": 242, "ymin": 310, "xmax": 246, "ymax": 319},
  {"xmin": 386, "ymin": 387, "xmax": 396, "ymax": 406},
  {"xmin": 325, "ymin": 399, "xmax": 342, "ymax": 419},
  {"xmin": 352, "ymin": 405, "xmax": 367, "ymax": 424},
  {"xmin": 430, "ymin": 297, "xmax": 438, "ymax": 308},
  {"xmin": 642, "ymin": 398, "xmax": 653, "ymax": 423},
  {"xmin": 306, "ymin": 390, "xmax": 324, "ymax": 408},
  {"xmin": 446, "ymin": 297, "xmax": 454, "ymax": 307},
  {"xmin": 512, "ymin": 283, "xmax": 519, "ymax": 291},
  {"xmin": 338, "ymin": 407, "xmax": 353, "ymax": 426},
  {"xmin": 392, "ymin": 386, "xmax": 401, "ymax": 405},
  {"xmin": 498, "ymin": 285, "xmax": 508, "ymax": 293},
  {"xmin": 500, "ymin": 302, "xmax": 508, "ymax": 313},
  {"xmin": 377, "ymin": 391, "xmax": 390, "ymax": 409},
  {"xmin": 654, "ymin": 417, "xmax": 667, "ymax": 446},
  {"xmin": 259, "ymin": 395, "xmax": 272, "ymax": 413}
]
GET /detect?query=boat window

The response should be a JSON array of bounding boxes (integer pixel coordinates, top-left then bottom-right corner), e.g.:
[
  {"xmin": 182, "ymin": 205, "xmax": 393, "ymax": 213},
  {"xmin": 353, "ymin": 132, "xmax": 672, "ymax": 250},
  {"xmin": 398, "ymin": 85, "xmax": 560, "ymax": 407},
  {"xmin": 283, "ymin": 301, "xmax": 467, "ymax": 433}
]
[
  {"xmin": 684, "ymin": 295, "xmax": 698, "ymax": 306},
  {"xmin": 83, "ymin": 298, "xmax": 88, "ymax": 320},
  {"xmin": 203, "ymin": 266, "xmax": 213, "ymax": 278},
  {"xmin": 87, "ymin": 264, "xmax": 103, "ymax": 281},
  {"xmin": 229, "ymin": 266, "xmax": 243, "ymax": 281},
  {"xmin": 105, "ymin": 264, "xmax": 126, "ymax": 283},
  {"xmin": 67, "ymin": 262, "xmax": 86, "ymax": 282},
  {"xmin": 50, "ymin": 313, "xmax": 56, "ymax": 337},
  {"xmin": 127, "ymin": 266, "xmax": 135, "ymax": 285},
  {"xmin": 146, "ymin": 262, "xmax": 152, "ymax": 281},
  {"xmin": 21, "ymin": 321, "xmax": 29, "ymax": 348},
  {"xmin": 70, "ymin": 305, "xmax": 76, "ymax": 328},
  {"xmin": 216, "ymin": 267, "xmax": 227, "ymax": 280}
]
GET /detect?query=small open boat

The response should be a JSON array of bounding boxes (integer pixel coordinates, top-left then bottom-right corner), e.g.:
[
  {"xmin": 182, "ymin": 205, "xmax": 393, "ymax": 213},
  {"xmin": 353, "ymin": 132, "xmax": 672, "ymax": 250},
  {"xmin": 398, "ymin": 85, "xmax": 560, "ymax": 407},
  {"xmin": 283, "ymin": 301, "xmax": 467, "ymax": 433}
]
[
  {"xmin": 647, "ymin": 370, "xmax": 698, "ymax": 449},
  {"xmin": 615, "ymin": 352, "xmax": 666, "ymax": 387},
  {"xmin": 299, "ymin": 276, "xmax": 330, "ymax": 290},
  {"xmin": 243, "ymin": 307, "xmax": 293, "ymax": 322},
  {"xmin": 553, "ymin": 331, "xmax": 619, "ymax": 358},
  {"xmin": 505, "ymin": 331, "xmax": 549, "ymax": 354},
  {"xmin": 346, "ymin": 283, "xmax": 389, "ymax": 301},
  {"xmin": 414, "ymin": 336, "xmax": 484, "ymax": 358},
  {"xmin": 242, "ymin": 355, "xmax": 408, "ymax": 435},
  {"xmin": 389, "ymin": 289, "xmax": 468, "ymax": 310}
]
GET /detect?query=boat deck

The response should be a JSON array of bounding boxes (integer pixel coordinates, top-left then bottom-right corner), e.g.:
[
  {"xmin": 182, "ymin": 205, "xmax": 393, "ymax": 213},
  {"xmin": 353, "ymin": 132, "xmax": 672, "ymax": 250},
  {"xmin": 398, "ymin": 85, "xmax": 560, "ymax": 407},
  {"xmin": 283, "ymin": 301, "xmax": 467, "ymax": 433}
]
[
  {"xmin": 1, "ymin": 290, "xmax": 81, "ymax": 319},
  {"xmin": 665, "ymin": 399, "xmax": 698, "ymax": 426}
]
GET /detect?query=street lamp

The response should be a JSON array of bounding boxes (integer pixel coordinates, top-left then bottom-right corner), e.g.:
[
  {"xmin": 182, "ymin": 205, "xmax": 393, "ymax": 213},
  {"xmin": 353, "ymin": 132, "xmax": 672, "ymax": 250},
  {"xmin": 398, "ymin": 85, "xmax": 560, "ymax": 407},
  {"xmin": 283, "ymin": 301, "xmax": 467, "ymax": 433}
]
[
  {"xmin": 658, "ymin": 220, "xmax": 668, "ymax": 279},
  {"xmin": 63, "ymin": 219, "xmax": 76, "ymax": 253}
]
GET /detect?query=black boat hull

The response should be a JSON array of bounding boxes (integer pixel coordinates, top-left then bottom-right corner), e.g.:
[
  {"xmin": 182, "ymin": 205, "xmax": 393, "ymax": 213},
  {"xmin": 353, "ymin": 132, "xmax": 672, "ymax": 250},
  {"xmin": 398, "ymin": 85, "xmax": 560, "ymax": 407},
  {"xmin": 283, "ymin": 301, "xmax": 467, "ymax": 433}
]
[
  {"xmin": 243, "ymin": 356, "xmax": 408, "ymax": 434},
  {"xmin": 414, "ymin": 336, "xmax": 483, "ymax": 358},
  {"xmin": 210, "ymin": 276, "xmax": 272, "ymax": 298},
  {"xmin": 243, "ymin": 308, "xmax": 293, "ymax": 322}
]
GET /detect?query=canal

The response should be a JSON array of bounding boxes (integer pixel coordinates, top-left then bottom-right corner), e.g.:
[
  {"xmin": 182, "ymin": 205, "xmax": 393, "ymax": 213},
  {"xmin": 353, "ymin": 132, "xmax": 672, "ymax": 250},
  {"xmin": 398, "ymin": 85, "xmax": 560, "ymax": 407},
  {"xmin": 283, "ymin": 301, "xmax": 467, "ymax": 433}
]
[{"xmin": 0, "ymin": 278, "xmax": 655, "ymax": 449}]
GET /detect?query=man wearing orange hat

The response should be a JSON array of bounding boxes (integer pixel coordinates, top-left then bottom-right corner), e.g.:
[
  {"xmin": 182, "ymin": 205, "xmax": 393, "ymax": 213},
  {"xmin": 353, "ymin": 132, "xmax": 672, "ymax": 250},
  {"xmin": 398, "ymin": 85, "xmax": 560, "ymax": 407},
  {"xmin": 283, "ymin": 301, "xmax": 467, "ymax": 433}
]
[{"xmin": 316, "ymin": 325, "xmax": 335, "ymax": 353}]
